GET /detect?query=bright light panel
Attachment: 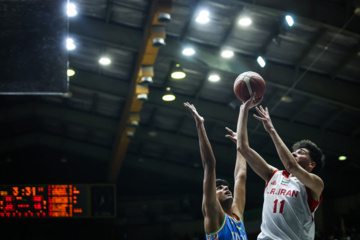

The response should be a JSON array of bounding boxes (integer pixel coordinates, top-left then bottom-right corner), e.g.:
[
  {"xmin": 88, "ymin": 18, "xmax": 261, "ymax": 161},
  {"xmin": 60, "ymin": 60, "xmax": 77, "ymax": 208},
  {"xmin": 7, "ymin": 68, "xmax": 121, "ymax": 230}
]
[
  {"xmin": 257, "ymin": 56, "xmax": 266, "ymax": 68},
  {"xmin": 208, "ymin": 74, "xmax": 220, "ymax": 82},
  {"xmin": 99, "ymin": 57, "xmax": 111, "ymax": 65},
  {"xmin": 221, "ymin": 50, "xmax": 234, "ymax": 59},
  {"xmin": 66, "ymin": 38, "xmax": 76, "ymax": 50},
  {"xmin": 238, "ymin": 17, "xmax": 252, "ymax": 27},
  {"xmin": 171, "ymin": 71, "xmax": 186, "ymax": 79},
  {"xmin": 67, "ymin": 3, "xmax": 77, "ymax": 17},
  {"xmin": 285, "ymin": 15, "xmax": 294, "ymax": 27},
  {"xmin": 182, "ymin": 47, "xmax": 195, "ymax": 56},
  {"xmin": 67, "ymin": 69, "xmax": 75, "ymax": 76},
  {"xmin": 196, "ymin": 10, "xmax": 209, "ymax": 24},
  {"xmin": 162, "ymin": 94, "xmax": 176, "ymax": 101},
  {"xmin": 338, "ymin": 156, "xmax": 347, "ymax": 161}
]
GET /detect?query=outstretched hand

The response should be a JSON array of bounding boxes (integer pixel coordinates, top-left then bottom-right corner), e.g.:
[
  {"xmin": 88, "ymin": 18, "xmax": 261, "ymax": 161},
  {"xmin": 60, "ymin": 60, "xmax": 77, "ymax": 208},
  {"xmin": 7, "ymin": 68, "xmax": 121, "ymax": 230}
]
[
  {"xmin": 253, "ymin": 105, "xmax": 274, "ymax": 133},
  {"xmin": 225, "ymin": 127, "xmax": 237, "ymax": 144},
  {"xmin": 184, "ymin": 102, "xmax": 204, "ymax": 124},
  {"xmin": 242, "ymin": 92, "xmax": 263, "ymax": 110}
]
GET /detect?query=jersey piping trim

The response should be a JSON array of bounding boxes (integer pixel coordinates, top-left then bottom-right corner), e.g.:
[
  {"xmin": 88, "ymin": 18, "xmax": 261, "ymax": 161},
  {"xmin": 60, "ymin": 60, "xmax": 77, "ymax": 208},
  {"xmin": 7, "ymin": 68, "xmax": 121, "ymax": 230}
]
[
  {"xmin": 282, "ymin": 170, "xmax": 290, "ymax": 178},
  {"xmin": 206, "ymin": 213, "xmax": 226, "ymax": 236},
  {"xmin": 265, "ymin": 170, "xmax": 279, "ymax": 189},
  {"xmin": 305, "ymin": 187, "xmax": 323, "ymax": 213},
  {"xmin": 228, "ymin": 213, "xmax": 241, "ymax": 223}
]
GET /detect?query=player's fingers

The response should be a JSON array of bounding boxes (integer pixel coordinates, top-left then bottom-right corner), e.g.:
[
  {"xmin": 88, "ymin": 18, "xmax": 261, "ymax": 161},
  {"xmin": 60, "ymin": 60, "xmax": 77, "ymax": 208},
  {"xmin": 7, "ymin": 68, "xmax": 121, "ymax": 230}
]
[
  {"xmin": 260, "ymin": 105, "xmax": 266, "ymax": 113},
  {"xmin": 225, "ymin": 127, "xmax": 233, "ymax": 133},
  {"xmin": 255, "ymin": 107, "xmax": 265, "ymax": 116},
  {"xmin": 225, "ymin": 135, "xmax": 236, "ymax": 142},
  {"xmin": 253, "ymin": 114, "xmax": 266, "ymax": 121}
]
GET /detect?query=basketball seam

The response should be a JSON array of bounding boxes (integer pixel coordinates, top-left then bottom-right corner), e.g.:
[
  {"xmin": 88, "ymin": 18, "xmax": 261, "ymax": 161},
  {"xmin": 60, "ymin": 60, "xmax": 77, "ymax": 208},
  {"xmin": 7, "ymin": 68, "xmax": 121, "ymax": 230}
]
[{"xmin": 244, "ymin": 78, "xmax": 253, "ymax": 96}]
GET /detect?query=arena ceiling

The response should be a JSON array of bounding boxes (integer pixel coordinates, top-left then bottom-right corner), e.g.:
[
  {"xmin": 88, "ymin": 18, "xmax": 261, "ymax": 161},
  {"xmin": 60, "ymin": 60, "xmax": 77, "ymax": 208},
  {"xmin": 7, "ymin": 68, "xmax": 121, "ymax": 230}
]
[{"xmin": 1, "ymin": 0, "xmax": 360, "ymax": 228}]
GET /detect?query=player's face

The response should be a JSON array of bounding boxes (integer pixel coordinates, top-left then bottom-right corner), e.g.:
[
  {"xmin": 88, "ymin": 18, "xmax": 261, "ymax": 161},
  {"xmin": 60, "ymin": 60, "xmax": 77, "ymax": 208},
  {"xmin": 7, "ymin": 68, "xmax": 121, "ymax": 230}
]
[
  {"xmin": 216, "ymin": 185, "xmax": 233, "ymax": 201},
  {"xmin": 292, "ymin": 148, "xmax": 315, "ymax": 171}
]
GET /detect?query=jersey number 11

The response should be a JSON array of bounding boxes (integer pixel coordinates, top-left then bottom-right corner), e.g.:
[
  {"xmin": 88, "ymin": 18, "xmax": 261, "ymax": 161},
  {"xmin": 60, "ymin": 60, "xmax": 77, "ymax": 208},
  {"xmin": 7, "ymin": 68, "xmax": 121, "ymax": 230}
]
[{"xmin": 273, "ymin": 199, "xmax": 285, "ymax": 214}]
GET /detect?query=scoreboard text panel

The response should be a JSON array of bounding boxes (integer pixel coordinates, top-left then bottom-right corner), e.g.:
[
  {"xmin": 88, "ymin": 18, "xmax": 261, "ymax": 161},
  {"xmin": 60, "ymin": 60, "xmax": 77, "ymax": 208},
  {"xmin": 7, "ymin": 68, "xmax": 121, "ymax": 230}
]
[{"xmin": 0, "ymin": 184, "xmax": 114, "ymax": 218}]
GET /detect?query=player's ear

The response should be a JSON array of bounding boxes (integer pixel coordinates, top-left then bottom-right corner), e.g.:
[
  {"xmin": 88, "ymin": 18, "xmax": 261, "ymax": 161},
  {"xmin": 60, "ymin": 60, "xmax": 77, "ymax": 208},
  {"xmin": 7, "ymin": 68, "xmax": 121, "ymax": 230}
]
[{"xmin": 310, "ymin": 161, "xmax": 316, "ymax": 169}]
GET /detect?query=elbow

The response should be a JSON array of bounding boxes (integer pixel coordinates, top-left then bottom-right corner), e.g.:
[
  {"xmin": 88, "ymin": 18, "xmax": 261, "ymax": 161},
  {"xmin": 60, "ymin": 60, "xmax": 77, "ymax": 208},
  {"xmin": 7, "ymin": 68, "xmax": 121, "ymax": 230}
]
[
  {"xmin": 235, "ymin": 170, "xmax": 247, "ymax": 183},
  {"xmin": 237, "ymin": 143, "xmax": 250, "ymax": 154},
  {"xmin": 238, "ymin": 171, "xmax": 247, "ymax": 180},
  {"xmin": 204, "ymin": 160, "xmax": 216, "ymax": 170}
]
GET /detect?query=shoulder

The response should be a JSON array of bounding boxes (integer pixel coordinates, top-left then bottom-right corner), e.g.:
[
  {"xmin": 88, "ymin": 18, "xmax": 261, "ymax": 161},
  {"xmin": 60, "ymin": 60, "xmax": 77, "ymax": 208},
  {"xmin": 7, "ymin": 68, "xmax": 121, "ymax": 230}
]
[{"xmin": 265, "ymin": 169, "xmax": 282, "ymax": 185}]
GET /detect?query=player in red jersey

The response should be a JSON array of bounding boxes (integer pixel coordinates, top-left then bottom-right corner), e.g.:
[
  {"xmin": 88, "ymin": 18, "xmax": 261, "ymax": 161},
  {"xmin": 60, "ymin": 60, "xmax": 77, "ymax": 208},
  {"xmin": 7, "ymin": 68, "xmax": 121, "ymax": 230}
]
[{"xmin": 236, "ymin": 93, "xmax": 325, "ymax": 240}]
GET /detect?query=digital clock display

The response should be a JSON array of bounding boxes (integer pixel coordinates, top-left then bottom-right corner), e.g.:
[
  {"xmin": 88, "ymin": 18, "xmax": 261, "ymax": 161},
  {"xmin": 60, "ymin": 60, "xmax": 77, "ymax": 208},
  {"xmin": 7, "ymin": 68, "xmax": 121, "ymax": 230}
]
[{"xmin": 0, "ymin": 185, "xmax": 88, "ymax": 218}]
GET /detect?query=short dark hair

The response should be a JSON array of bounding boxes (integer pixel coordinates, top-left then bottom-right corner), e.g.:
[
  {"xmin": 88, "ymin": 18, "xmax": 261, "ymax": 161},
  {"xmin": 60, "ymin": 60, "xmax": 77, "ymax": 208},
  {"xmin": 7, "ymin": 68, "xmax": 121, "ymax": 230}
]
[
  {"xmin": 292, "ymin": 139, "xmax": 325, "ymax": 174},
  {"xmin": 216, "ymin": 179, "xmax": 230, "ymax": 187}
]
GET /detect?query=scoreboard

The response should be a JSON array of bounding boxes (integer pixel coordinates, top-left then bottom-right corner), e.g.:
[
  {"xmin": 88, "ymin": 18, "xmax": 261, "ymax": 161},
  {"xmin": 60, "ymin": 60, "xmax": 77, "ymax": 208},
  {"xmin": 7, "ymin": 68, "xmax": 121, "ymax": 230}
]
[{"xmin": 0, "ymin": 184, "xmax": 115, "ymax": 218}]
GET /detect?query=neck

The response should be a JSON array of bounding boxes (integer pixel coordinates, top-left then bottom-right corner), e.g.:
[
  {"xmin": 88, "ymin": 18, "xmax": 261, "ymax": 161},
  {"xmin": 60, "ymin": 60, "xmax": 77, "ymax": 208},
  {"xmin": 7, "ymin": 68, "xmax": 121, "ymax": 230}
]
[
  {"xmin": 224, "ymin": 209, "xmax": 232, "ymax": 216},
  {"xmin": 221, "ymin": 202, "xmax": 232, "ymax": 216}
]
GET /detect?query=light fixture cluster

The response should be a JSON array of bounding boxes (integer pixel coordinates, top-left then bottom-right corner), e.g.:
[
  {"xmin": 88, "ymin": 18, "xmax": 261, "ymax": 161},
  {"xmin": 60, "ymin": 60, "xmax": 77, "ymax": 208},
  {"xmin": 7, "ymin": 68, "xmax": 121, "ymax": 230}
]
[
  {"xmin": 194, "ymin": 10, "xmax": 296, "ymax": 68},
  {"xmin": 66, "ymin": 3, "xmax": 77, "ymax": 79},
  {"xmin": 161, "ymin": 64, "xmax": 186, "ymax": 102},
  {"xmin": 65, "ymin": 1, "xmax": 112, "ymax": 79}
]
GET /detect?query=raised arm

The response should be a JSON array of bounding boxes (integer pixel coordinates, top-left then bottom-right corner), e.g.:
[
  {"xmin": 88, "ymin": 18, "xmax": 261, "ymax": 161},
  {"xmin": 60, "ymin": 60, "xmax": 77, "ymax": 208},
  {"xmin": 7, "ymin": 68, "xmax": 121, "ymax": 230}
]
[
  {"xmin": 225, "ymin": 127, "xmax": 246, "ymax": 221},
  {"xmin": 236, "ymin": 95, "xmax": 277, "ymax": 182},
  {"xmin": 183, "ymin": 102, "xmax": 223, "ymax": 233},
  {"xmin": 254, "ymin": 105, "xmax": 324, "ymax": 200}
]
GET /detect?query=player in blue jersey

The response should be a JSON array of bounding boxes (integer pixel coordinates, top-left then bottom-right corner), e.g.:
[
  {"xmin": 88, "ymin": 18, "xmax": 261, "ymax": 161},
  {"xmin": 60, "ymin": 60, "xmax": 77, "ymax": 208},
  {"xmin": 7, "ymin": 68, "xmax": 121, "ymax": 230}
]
[{"xmin": 184, "ymin": 102, "xmax": 248, "ymax": 240}]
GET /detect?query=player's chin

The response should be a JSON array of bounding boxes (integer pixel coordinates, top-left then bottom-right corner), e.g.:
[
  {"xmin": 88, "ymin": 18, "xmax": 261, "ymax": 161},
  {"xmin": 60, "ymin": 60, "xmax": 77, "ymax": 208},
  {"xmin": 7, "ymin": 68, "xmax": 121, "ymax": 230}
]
[{"xmin": 225, "ymin": 194, "xmax": 233, "ymax": 200}]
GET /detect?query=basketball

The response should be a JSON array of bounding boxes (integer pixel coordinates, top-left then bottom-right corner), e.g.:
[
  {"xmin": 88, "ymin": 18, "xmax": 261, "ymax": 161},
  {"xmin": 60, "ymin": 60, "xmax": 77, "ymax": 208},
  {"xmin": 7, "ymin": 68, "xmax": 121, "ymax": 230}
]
[{"xmin": 234, "ymin": 71, "xmax": 266, "ymax": 103}]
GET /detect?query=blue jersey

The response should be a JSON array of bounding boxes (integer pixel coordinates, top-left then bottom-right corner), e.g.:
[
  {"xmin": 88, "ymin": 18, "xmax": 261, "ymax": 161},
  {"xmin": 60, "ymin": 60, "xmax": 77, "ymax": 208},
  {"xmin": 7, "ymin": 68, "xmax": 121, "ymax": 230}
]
[{"xmin": 206, "ymin": 213, "xmax": 248, "ymax": 240}]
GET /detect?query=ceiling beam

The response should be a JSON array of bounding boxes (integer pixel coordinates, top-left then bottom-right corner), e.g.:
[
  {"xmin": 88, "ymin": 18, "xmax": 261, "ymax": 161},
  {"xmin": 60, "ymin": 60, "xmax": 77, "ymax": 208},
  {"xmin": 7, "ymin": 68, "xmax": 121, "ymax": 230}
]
[
  {"xmin": 330, "ymin": 42, "xmax": 360, "ymax": 79},
  {"xmin": 159, "ymin": 40, "xmax": 360, "ymax": 111},
  {"xmin": 219, "ymin": 0, "xmax": 360, "ymax": 38},
  {"xmin": 69, "ymin": 17, "xmax": 360, "ymax": 110},
  {"xmin": 108, "ymin": 0, "xmax": 172, "ymax": 182},
  {"xmin": 290, "ymin": 98, "xmax": 312, "ymax": 122},
  {"xmin": 3, "ymin": 92, "xmax": 358, "ymax": 161},
  {"xmin": 69, "ymin": 17, "xmax": 143, "ymax": 52},
  {"xmin": 146, "ymin": 89, "xmax": 360, "ymax": 159},
  {"xmin": 179, "ymin": 0, "xmax": 199, "ymax": 42},
  {"xmin": 321, "ymin": 108, "xmax": 344, "ymax": 130},
  {"xmin": 0, "ymin": 102, "xmax": 118, "ymax": 133},
  {"xmin": 295, "ymin": 28, "xmax": 327, "ymax": 69},
  {"xmin": 0, "ymin": 132, "xmax": 111, "ymax": 160},
  {"xmin": 219, "ymin": 7, "xmax": 244, "ymax": 46},
  {"xmin": 125, "ymin": 153, "xmax": 203, "ymax": 183},
  {"xmin": 70, "ymin": 69, "xmax": 130, "ymax": 96}
]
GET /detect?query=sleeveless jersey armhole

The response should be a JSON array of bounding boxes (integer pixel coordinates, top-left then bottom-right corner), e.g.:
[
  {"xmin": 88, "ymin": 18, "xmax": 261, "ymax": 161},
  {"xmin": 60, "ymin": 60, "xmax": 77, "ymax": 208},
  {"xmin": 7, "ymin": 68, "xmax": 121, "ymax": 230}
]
[
  {"xmin": 206, "ymin": 214, "xmax": 227, "ymax": 236},
  {"xmin": 265, "ymin": 170, "xmax": 279, "ymax": 189},
  {"xmin": 306, "ymin": 187, "xmax": 323, "ymax": 213}
]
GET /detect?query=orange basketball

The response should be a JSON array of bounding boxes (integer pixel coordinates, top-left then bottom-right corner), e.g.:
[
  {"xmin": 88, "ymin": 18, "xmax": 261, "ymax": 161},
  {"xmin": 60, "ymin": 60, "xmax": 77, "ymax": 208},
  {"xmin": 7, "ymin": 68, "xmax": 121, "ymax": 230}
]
[{"xmin": 234, "ymin": 71, "xmax": 266, "ymax": 102}]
